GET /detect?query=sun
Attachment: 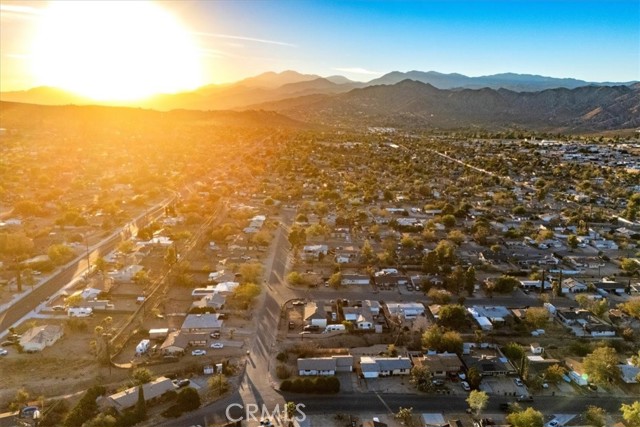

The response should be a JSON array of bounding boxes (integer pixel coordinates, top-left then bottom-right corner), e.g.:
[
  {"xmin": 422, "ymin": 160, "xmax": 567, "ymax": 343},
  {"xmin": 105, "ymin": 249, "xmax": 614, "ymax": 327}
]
[{"xmin": 30, "ymin": 1, "xmax": 204, "ymax": 101}]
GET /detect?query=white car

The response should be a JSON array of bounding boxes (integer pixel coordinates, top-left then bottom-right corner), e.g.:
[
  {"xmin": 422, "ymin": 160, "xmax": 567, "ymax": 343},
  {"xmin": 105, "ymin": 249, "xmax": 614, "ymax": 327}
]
[
  {"xmin": 461, "ymin": 381, "xmax": 470, "ymax": 391},
  {"xmin": 191, "ymin": 349, "xmax": 206, "ymax": 356},
  {"xmin": 0, "ymin": 349, "xmax": 8, "ymax": 356},
  {"xmin": 514, "ymin": 378, "xmax": 524, "ymax": 387},
  {"xmin": 210, "ymin": 343, "xmax": 224, "ymax": 349}
]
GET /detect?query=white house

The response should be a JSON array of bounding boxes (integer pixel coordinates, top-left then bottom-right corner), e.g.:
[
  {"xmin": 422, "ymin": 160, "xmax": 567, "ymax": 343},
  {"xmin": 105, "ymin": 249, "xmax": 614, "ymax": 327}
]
[
  {"xmin": 386, "ymin": 303, "xmax": 425, "ymax": 321},
  {"xmin": 107, "ymin": 376, "xmax": 176, "ymax": 412},
  {"xmin": 360, "ymin": 356, "xmax": 412, "ymax": 378},
  {"xmin": 19, "ymin": 325, "xmax": 63, "ymax": 352},
  {"xmin": 108, "ymin": 265, "xmax": 144, "ymax": 283},
  {"xmin": 304, "ymin": 302, "xmax": 328, "ymax": 328},
  {"xmin": 302, "ymin": 245, "xmax": 329, "ymax": 261},
  {"xmin": 341, "ymin": 274, "xmax": 371, "ymax": 286},
  {"xmin": 561, "ymin": 278, "xmax": 588, "ymax": 294},
  {"xmin": 298, "ymin": 357, "xmax": 336, "ymax": 376}
]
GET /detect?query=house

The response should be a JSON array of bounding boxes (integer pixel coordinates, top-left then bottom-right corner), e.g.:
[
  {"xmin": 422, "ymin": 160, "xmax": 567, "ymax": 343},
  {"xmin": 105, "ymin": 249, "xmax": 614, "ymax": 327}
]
[
  {"xmin": 386, "ymin": 303, "xmax": 425, "ymax": 321},
  {"xmin": 519, "ymin": 280, "xmax": 552, "ymax": 291},
  {"xmin": 304, "ymin": 302, "xmax": 328, "ymax": 328},
  {"xmin": 191, "ymin": 293, "xmax": 226, "ymax": 311},
  {"xmin": 561, "ymin": 278, "xmax": 588, "ymax": 294},
  {"xmin": 619, "ymin": 364, "xmax": 640, "ymax": 384},
  {"xmin": 298, "ymin": 357, "xmax": 336, "ymax": 376},
  {"xmin": 583, "ymin": 322, "xmax": 616, "ymax": 337},
  {"xmin": 297, "ymin": 355, "xmax": 354, "ymax": 376},
  {"xmin": 593, "ymin": 280, "xmax": 626, "ymax": 295},
  {"xmin": 565, "ymin": 358, "xmax": 588, "ymax": 386},
  {"xmin": 556, "ymin": 308, "xmax": 591, "ymax": 326},
  {"xmin": 364, "ymin": 300, "xmax": 381, "ymax": 316},
  {"xmin": 181, "ymin": 313, "xmax": 223, "ymax": 332},
  {"xmin": 360, "ymin": 356, "xmax": 412, "ymax": 378},
  {"xmin": 160, "ymin": 331, "xmax": 208, "ymax": 356},
  {"xmin": 462, "ymin": 347, "xmax": 516, "ymax": 376},
  {"xmin": 108, "ymin": 265, "xmax": 144, "ymax": 283},
  {"xmin": 19, "ymin": 325, "xmax": 63, "ymax": 352},
  {"xmin": 343, "ymin": 306, "xmax": 375, "ymax": 330},
  {"xmin": 530, "ymin": 343, "xmax": 544, "ymax": 355},
  {"xmin": 374, "ymin": 274, "xmax": 409, "ymax": 288},
  {"xmin": 106, "ymin": 376, "xmax": 176, "ymax": 412},
  {"xmin": 414, "ymin": 353, "xmax": 464, "ymax": 378},
  {"xmin": 468, "ymin": 306, "xmax": 510, "ymax": 325},
  {"xmin": 302, "ymin": 245, "xmax": 329, "ymax": 261}
]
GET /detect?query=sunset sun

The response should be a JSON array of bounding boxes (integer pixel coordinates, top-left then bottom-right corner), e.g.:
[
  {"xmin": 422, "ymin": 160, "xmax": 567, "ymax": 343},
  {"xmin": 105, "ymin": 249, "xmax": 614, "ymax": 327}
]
[{"xmin": 30, "ymin": 1, "xmax": 204, "ymax": 101}]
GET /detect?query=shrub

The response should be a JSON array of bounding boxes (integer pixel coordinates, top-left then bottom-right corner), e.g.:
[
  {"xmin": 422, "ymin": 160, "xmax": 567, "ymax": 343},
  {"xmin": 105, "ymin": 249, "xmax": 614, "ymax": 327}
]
[
  {"xmin": 276, "ymin": 352, "xmax": 288, "ymax": 362},
  {"xmin": 280, "ymin": 380, "xmax": 292, "ymax": 391},
  {"xmin": 276, "ymin": 365, "xmax": 291, "ymax": 380}
]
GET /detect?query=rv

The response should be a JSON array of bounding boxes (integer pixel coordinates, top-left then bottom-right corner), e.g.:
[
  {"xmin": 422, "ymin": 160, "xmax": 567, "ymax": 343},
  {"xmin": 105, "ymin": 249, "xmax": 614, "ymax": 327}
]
[
  {"xmin": 136, "ymin": 339, "xmax": 150, "ymax": 355},
  {"xmin": 67, "ymin": 307, "xmax": 93, "ymax": 317},
  {"xmin": 192, "ymin": 287, "xmax": 216, "ymax": 299},
  {"xmin": 323, "ymin": 324, "xmax": 346, "ymax": 333},
  {"xmin": 149, "ymin": 328, "xmax": 169, "ymax": 340}
]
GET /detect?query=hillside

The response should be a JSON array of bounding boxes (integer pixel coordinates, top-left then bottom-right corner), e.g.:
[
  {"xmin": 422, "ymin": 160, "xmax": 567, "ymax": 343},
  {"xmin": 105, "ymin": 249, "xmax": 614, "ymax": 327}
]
[{"xmin": 246, "ymin": 80, "xmax": 640, "ymax": 131}]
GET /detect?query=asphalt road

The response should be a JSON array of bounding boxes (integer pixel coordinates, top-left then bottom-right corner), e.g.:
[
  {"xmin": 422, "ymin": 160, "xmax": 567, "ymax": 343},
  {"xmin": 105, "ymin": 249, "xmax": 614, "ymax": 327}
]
[{"xmin": 0, "ymin": 200, "xmax": 172, "ymax": 335}]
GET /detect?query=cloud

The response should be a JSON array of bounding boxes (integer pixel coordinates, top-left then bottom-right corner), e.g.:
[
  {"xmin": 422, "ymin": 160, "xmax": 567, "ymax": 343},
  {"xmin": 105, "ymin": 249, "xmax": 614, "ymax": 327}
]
[
  {"xmin": 193, "ymin": 32, "xmax": 297, "ymax": 47},
  {"xmin": 0, "ymin": 4, "xmax": 43, "ymax": 18},
  {"xmin": 333, "ymin": 67, "xmax": 383, "ymax": 76}
]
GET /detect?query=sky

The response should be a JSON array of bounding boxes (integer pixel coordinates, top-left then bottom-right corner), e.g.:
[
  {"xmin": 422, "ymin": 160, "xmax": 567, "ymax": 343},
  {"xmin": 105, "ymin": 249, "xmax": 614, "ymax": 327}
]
[{"xmin": 1, "ymin": 0, "xmax": 639, "ymax": 95}]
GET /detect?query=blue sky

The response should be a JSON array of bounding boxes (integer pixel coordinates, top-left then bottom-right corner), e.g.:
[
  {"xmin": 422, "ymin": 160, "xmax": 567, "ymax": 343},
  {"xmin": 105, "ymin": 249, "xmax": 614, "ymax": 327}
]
[
  {"xmin": 1, "ymin": 0, "xmax": 638, "ymax": 91},
  {"xmin": 187, "ymin": 0, "xmax": 640, "ymax": 83}
]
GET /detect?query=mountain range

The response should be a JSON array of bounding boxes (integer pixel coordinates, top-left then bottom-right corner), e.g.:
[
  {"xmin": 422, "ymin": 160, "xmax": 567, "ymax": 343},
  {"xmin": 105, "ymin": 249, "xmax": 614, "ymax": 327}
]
[{"xmin": 1, "ymin": 70, "xmax": 638, "ymax": 131}]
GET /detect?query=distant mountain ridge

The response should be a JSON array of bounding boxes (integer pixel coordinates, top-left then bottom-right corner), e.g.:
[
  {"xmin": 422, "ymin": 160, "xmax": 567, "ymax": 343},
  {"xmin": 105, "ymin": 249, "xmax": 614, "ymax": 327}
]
[
  {"xmin": 367, "ymin": 70, "xmax": 638, "ymax": 92},
  {"xmin": 2, "ymin": 70, "xmax": 638, "ymax": 131},
  {"xmin": 247, "ymin": 79, "xmax": 640, "ymax": 132}
]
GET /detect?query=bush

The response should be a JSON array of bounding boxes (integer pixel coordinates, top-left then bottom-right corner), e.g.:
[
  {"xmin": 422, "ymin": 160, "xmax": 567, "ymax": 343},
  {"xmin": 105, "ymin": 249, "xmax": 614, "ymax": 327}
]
[
  {"xmin": 280, "ymin": 379, "xmax": 292, "ymax": 391},
  {"xmin": 276, "ymin": 365, "xmax": 291, "ymax": 380},
  {"xmin": 281, "ymin": 376, "xmax": 340, "ymax": 394},
  {"xmin": 276, "ymin": 352, "xmax": 288, "ymax": 362}
]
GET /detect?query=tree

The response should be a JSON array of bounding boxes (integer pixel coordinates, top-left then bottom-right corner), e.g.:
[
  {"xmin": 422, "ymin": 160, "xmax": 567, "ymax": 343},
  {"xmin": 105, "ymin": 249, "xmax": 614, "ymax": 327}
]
[
  {"xmin": 48, "ymin": 244, "xmax": 75, "ymax": 265},
  {"xmin": 135, "ymin": 385, "xmax": 147, "ymax": 420},
  {"xmin": 544, "ymin": 364, "xmax": 565, "ymax": 384},
  {"xmin": 422, "ymin": 250, "xmax": 439, "ymax": 274},
  {"xmin": 621, "ymin": 258, "xmax": 640, "ymax": 274},
  {"xmin": 441, "ymin": 214, "xmax": 456, "ymax": 229},
  {"xmin": 286, "ymin": 272, "xmax": 306, "ymax": 286},
  {"xmin": 567, "ymin": 234, "xmax": 579, "ymax": 251},
  {"xmin": 467, "ymin": 367, "xmax": 482, "ymax": 389},
  {"xmin": 506, "ymin": 407, "xmax": 544, "ymax": 427},
  {"xmin": 285, "ymin": 401, "xmax": 297, "ymax": 423},
  {"xmin": 503, "ymin": 342, "xmax": 525, "ymax": 362},
  {"xmin": 464, "ymin": 266, "xmax": 476, "ymax": 296},
  {"xmin": 207, "ymin": 373, "xmax": 229, "ymax": 397},
  {"xmin": 427, "ymin": 288, "xmax": 451, "ymax": 305},
  {"xmin": 360, "ymin": 239, "xmax": 375, "ymax": 263},
  {"xmin": 466, "ymin": 390, "xmax": 489, "ymax": 417},
  {"xmin": 524, "ymin": 307, "xmax": 549, "ymax": 329},
  {"xmin": 164, "ymin": 245, "xmax": 178, "ymax": 266},
  {"xmin": 410, "ymin": 365, "xmax": 433, "ymax": 392},
  {"xmin": 395, "ymin": 407, "xmax": 415, "ymax": 427},
  {"xmin": 328, "ymin": 272, "xmax": 342, "ymax": 289},
  {"xmin": 421, "ymin": 325, "xmax": 443, "ymax": 351},
  {"xmin": 494, "ymin": 275, "xmax": 520, "ymax": 293},
  {"xmin": 176, "ymin": 387, "xmax": 200, "ymax": 411},
  {"xmin": 437, "ymin": 304, "xmax": 467, "ymax": 329},
  {"xmin": 621, "ymin": 401, "xmax": 640, "ymax": 427},
  {"xmin": 82, "ymin": 413, "xmax": 117, "ymax": 427},
  {"xmin": 447, "ymin": 229, "xmax": 465, "ymax": 245},
  {"xmin": 583, "ymin": 346, "xmax": 621, "ymax": 385},
  {"xmin": 584, "ymin": 405, "xmax": 606, "ymax": 427},
  {"xmin": 131, "ymin": 368, "xmax": 153, "ymax": 385},
  {"xmin": 620, "ymin": 297, "xmax": 640, "ymax": 319},
  {"xmin": 238, "ymin": 263, "xmax": 264, "ymax": 284}
]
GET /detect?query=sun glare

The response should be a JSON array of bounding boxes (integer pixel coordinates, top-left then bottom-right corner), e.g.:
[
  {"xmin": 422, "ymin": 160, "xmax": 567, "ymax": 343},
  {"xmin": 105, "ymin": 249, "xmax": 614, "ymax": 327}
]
[{"xmin": 30, "ymin": 1, "xmax": 204, "ymax": 101}]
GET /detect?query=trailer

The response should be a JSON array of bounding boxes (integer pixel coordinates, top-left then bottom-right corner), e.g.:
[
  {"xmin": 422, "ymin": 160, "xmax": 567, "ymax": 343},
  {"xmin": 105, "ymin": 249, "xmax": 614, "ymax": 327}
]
[
  {"xmin": 149, "ymin": 328, "xmax": 169, "ymax": 340},
  {"xmin": 67, "ymin": 307, "xmax": 93, "ymax": 317}
]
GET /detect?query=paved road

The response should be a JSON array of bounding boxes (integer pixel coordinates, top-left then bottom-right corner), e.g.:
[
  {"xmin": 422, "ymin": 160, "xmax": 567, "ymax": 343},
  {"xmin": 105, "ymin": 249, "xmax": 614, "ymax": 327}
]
[{"xmin": 0, "ymin": 200, "xmax": 173, "ymax": 335}]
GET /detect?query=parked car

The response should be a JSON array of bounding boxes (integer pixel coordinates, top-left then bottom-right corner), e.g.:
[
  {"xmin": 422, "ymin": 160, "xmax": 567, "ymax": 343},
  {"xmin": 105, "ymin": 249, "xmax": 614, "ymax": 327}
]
[
  {"xmin": 210, "ymin": 331, "xmax": 220, "ymax": 339},
  {"xmin": 292, "ymin": 301, "xmax": 305, "ymax": 306},
  {"xmin": 431, "ymin": 379, "xmax": 445, "ymax": 387},
  {"xmin": 516, "ymin": 395, "xmax": 533, "ymax": 402},
  {"xmin": 461, "ymin": 381, "xmax": 471, "ymax": 391},
  {"xmin": 173, "ymin": 379, "xmax": 190, "ymax": 388},
  {"xmin": 210, "ymin": 343, "xmax": 224, "ymax": 349},
  {"xmin": 0, "ymin": 349, "xmax": 8, "ymax": 356},
  {"xmin": 288, "ymin": 321, "xmax": 295, "ymax": 330},
  {"xmin": 20, "ymin": 406, "xmax": 39, "ymax": 418},
  {"xmin": 52, "ymin": 305, "xmax": 66, "ymax": 312},
  {"xmin": 514, "ymin": 378, "xmax": 524, "ymax": 387},
  {"xmin": 191, "ymin": 349, "xmax": 206, "ymax": 356}
]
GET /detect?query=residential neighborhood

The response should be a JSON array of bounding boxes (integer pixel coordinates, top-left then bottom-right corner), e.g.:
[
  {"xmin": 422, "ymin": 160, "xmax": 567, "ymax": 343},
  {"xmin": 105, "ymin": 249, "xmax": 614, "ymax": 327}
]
[{"xmin": 1, "ymin": 108, "xmax": 640, "ymax": 427}]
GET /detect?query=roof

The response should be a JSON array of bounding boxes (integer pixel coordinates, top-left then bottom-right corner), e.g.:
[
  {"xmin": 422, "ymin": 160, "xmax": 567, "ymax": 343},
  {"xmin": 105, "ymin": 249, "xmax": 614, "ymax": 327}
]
[
  {"xmin": 108, "ymin": 377, "xmax": 175, "ymax": 411},
  {"xmin": 298, "ymin": 357, "xmax": 336, "ymax": 371},
  {"xmin": 421, "ymin": 353, "xmax": 463, "ymax": 373},
  {"xmin": 363, "ymin": 356, "xmax": 412, "ymax": 372},
  {"xmin": 181, "ymin": 313, "xmax": 223, "ymax": 330},
  {"xmin": 19, "ymin": 325, "xmax": 63, "ymax": 347},
  {"xmin": 304, "ymin": 302, "xmax": 325, "ymax": 321}
]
